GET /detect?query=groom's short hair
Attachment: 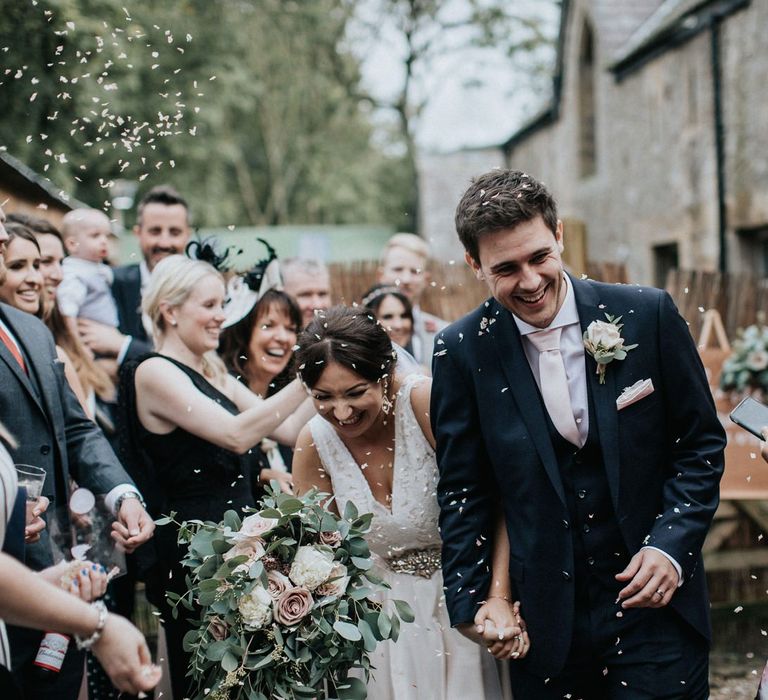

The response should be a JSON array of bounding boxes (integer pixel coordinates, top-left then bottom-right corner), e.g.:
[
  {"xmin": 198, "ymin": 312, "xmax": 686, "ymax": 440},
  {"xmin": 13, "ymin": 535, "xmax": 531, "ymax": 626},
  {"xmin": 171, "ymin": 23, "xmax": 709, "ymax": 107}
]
[{"xmin": 455, "ymin": 169, "xmax": 558, "ymax": 263}]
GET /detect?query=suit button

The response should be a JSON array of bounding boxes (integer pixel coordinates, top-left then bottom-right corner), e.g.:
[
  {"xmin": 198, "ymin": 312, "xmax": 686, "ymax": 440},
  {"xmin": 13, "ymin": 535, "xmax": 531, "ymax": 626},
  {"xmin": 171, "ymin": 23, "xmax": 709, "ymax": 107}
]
[
  {"xmin": 574, "ymin": 454, "xmax": 583, "ymax": 465},
  {"xmin": 577, "ymin": 489, "xmax": 587, "ymax": 499},
  {"xmin": 40, "ymin": 445, "xmax": 51, "ymax": 456},
  {"xmin": 562, "ymin": 520, "xmax": 570, "ymax": 530},
  {"xmin": 562, "ymin": 571, "xmax": 571, "ymax": 581},
  {"xmin": 582, "ymin": 524, "xmax": 590, "ymax": 534},
  {"xmin": 587, "ymin": 556, "xmax": 595, "ymax": 566}
]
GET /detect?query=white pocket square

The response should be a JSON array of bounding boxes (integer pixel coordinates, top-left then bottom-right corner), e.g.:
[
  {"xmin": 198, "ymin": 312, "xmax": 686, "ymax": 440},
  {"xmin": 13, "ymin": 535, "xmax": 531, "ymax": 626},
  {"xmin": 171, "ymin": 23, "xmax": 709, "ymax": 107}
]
[{"xmin": 616, "ymin": 379, "xmax": 654, "ymax": 410}]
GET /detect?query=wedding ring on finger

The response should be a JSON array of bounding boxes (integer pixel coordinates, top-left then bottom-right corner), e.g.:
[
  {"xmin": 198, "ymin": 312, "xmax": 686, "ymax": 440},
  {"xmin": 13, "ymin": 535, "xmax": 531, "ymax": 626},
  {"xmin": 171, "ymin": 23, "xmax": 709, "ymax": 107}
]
[{"xmin": 654, "ymin": 588, "xmax": 666, "ymax": 598}]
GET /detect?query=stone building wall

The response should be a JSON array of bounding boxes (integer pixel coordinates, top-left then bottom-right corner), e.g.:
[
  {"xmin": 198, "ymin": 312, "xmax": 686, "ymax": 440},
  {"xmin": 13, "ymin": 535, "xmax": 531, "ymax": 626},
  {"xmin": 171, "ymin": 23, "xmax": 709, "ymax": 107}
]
[
  {"xmin": 424, "ymin": 0, "xmax": 767, "ymax": 286},
  {"xmin": 418, "ymin": 147, "xmax": 505, "ymax": 262}
]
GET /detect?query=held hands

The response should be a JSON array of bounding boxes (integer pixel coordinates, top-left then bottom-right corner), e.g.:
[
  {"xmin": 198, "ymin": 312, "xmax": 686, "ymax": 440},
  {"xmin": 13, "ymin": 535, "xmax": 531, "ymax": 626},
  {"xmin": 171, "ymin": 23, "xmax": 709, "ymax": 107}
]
[
  {"xmin": 92, "ymin": 614, "xmax": 162, "ymax": 695},
  {"xmin": 112, "ymin": 498, "xmax": 155, "ymax": 553},
  {"xmin": 24, "ymin": 496, "xmax": 49, "ymax": 543},
  {"xmin": 616, "ymin": 548, "xmax": 679, "ymax": 608},
  {"xmin": 460, "ymin": 598, "xmax": 530, "ymax": 660}
]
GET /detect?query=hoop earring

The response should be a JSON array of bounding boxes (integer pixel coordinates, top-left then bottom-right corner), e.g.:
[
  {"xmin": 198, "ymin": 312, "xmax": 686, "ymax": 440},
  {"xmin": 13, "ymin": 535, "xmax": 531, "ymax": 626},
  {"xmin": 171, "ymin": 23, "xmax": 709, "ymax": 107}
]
[{"xmin": 381, "ymin": 376, "xmax": 393, "ymax": 415}]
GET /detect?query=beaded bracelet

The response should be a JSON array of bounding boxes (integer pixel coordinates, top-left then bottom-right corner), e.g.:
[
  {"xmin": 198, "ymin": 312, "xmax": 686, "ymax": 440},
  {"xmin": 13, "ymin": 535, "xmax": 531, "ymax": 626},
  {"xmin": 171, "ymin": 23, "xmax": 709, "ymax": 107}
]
[{"xmin": 75, "ymin": 601, "xmax": 108, "ymax": 651}]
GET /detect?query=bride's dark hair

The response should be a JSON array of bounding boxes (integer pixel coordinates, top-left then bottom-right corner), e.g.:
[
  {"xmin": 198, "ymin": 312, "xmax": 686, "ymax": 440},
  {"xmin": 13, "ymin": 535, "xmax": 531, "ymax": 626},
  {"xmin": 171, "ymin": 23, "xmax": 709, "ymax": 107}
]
[{"xmin": 295, "ymin": 305, "xmax": 397, "ymax": 388}]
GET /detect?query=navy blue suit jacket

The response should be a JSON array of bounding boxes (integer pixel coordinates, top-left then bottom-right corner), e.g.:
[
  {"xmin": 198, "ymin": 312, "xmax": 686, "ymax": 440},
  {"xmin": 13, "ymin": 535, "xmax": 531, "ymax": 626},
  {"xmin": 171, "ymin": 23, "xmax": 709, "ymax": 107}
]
[{"xmin": 431, "ymin": 276, "xmax": 725, "ymax": 677}]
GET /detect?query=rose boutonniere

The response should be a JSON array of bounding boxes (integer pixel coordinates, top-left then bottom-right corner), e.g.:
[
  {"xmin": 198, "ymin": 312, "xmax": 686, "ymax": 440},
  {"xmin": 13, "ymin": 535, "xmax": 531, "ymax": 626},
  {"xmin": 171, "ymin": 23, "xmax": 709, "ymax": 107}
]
[{"xmin": 583, "ymin": 314, "xmax": 638, "ymax": 384}]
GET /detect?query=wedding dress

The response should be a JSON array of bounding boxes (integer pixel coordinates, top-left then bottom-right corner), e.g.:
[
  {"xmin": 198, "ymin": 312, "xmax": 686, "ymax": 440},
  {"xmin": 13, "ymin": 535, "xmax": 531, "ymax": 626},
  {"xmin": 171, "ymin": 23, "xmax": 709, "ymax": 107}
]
[{"xmin": 309, "ymin": 374, "xmax": 508, "ymax": 700}]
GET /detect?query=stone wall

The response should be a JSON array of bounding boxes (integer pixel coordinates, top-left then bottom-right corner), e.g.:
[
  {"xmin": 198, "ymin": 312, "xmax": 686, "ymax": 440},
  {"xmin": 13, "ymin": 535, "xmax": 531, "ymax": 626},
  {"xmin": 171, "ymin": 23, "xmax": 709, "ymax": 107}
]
[
  {"xmin": 429, "ymin": 0, "xmax": 767, "ymax": 286},
  {"xmin": 418, "ymin": 147, "xmax": 505, "ymax": 262}
]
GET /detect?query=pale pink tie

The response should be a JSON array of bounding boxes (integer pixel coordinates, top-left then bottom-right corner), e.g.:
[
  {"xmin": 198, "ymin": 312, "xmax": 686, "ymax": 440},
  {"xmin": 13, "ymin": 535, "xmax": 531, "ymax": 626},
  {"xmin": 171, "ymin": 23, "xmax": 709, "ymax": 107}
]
[{"xmin": 528, "ymin": 327, "xmax": 581, "ymax": 446}]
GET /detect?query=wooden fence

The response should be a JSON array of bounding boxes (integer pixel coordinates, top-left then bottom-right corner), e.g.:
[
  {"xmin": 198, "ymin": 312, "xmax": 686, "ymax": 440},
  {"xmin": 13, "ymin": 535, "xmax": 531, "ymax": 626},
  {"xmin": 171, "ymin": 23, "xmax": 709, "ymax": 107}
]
[
  {"xmin": 327, "ymin": 260, "xmax": 489, "ymax": 323},
  {"xmin": 666, "ymin": 269, "xmax": 768, "ymax": 340},
  {"xmin": 328, "ymin": 259, "xmax": 630, "ymax": 323}
]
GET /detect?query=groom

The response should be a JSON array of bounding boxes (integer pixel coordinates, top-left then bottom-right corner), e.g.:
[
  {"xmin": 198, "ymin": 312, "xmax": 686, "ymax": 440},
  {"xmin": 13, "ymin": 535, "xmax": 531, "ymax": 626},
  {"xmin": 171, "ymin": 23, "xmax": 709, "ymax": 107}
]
[{"xmin": 431, "ymin": 170, "xmax": 725, "ymax": 698}]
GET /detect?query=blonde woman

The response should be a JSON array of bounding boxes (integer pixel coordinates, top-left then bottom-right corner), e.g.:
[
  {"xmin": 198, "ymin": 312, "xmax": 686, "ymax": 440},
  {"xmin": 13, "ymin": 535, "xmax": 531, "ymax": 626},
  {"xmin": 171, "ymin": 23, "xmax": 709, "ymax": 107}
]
[{"xmin": 118, "ymin": 254, "xmax": 313, "ymax": 699}]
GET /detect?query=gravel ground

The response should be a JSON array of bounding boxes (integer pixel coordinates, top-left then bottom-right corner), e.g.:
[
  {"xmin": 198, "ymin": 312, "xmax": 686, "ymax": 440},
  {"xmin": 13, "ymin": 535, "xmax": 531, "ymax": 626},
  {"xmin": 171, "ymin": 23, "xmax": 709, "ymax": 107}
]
[{"xmin": 710, "ymin": 670, "xmax": 761, "ymax": 699}]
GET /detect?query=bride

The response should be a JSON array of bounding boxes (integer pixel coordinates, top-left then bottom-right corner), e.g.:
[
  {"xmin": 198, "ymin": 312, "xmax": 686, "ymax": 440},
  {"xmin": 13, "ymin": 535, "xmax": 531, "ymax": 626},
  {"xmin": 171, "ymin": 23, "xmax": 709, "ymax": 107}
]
[{"xmin": 292, "ymin": 306, "xmax": 525, "ymax": 699}]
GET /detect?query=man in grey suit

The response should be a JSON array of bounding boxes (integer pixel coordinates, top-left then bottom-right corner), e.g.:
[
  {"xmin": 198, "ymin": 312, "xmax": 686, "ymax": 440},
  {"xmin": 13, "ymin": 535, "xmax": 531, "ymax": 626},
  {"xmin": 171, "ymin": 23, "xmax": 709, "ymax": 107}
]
[{"xmin": 0, "ymin": 206, "xmax": 155, "ymax": 698}]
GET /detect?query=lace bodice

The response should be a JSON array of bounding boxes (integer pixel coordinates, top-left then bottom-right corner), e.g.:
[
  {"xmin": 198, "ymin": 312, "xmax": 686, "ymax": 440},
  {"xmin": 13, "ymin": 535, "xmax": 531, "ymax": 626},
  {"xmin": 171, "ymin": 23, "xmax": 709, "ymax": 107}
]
[{"xmin": 309, "ymin": 374, "xmax": 440, "ymax": 559}]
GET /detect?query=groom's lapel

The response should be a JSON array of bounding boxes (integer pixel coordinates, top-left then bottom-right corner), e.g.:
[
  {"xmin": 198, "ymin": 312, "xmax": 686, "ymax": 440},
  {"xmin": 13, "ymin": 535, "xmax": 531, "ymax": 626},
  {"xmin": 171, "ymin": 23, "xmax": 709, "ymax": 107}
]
[
  {"xmin": 487, "ymin": 299, "xmax": 567, "ymax": 508},
  {"xmin": 572, "ymin": 275, "xmax": 621, "ymax": 512}
]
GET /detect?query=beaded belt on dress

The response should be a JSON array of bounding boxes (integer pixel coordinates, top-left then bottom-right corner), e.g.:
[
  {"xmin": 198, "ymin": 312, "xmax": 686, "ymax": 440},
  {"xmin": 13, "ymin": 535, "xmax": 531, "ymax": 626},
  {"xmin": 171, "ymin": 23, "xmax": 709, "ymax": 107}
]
[{"xmin": 385, "ymin": 547, "xmax": 441, "ymax": 578}]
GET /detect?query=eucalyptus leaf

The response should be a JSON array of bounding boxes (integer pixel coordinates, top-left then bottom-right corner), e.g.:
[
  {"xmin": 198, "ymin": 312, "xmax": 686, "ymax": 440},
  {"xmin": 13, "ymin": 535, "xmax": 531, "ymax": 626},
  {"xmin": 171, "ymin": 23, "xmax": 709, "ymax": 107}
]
[
  {"xmin": 223, "ymin": 509, "xmax": 242, "ymax": 531},
  {"xmin": 333, "ymin": 620, "xmax": 362, "ymax": 641},
  {"xmin": 357, "ymin": 619, "xmax": 377, "ymax": 652},
  {"xmin": 350, "ymin": 556, "xmax": 373, "ymax": 570},
  {"xmin": 394, "ymin": 599, "xmax": 415, "ymax": 623},
  {"xmin": 221, "ymin": 650, "xmax": 238, "ymax": 673},
  {"xmin": 377, "ymin": 611, "xmax": 392, "ymax": 638},
  {"xmin": 337, "ymin": 676, "xmax": 368, "ymax": 700}
]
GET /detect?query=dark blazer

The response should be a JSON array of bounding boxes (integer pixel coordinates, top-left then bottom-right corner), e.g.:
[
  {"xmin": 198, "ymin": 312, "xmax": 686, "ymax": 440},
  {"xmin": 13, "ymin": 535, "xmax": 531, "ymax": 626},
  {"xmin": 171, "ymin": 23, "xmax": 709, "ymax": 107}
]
[
  {"xmin": 431, "ymin": 276, "xmax": 725, "ymax": 677},
  {"xmin": 0, "ymin": 303, "xmax": 134, "ymax": 569},
  {"xmin": 112, "ymin": 263, "xmax": 151, "ymax": 361}
]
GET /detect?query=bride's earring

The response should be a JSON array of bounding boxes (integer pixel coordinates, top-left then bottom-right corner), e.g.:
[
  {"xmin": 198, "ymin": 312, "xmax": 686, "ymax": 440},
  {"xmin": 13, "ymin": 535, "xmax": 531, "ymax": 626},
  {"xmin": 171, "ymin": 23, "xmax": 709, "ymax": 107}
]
[{"xmin": 381, "ymin": 376, "xmax": 393, "ymax": 415}]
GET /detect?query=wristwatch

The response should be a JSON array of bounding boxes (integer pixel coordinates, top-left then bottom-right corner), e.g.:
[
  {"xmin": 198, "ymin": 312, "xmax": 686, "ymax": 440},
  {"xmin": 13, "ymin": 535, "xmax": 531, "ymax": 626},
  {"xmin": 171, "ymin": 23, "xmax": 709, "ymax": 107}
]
[{"xmin": 114, "ymin": 490, "xmax": 144, "ymax": 514}]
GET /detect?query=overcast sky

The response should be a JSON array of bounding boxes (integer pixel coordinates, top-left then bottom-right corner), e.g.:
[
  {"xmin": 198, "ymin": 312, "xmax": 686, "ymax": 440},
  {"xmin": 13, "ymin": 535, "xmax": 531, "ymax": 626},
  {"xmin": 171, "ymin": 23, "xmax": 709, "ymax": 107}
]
[{"xmin": 348, "ymin": 1, "xmax": 561, "ymax": 153}]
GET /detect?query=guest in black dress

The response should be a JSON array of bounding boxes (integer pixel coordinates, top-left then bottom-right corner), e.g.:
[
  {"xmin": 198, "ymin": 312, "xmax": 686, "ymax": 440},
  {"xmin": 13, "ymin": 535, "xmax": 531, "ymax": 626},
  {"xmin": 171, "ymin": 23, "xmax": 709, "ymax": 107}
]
[
  {"xmin": 218, "ymin": 242, "xmax": 302, "ymax": 498},
  {"xmin": 118, "ymin": 254, "xmax": 314, "ymax": 699}
]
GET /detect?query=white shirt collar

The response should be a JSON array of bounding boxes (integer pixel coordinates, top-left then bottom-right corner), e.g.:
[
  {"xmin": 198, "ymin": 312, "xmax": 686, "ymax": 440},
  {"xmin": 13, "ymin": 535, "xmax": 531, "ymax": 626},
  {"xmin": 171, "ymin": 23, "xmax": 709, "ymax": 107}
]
[{"xmin": 512, "ymin": 273, "xmax": 579, "ymax": 337}]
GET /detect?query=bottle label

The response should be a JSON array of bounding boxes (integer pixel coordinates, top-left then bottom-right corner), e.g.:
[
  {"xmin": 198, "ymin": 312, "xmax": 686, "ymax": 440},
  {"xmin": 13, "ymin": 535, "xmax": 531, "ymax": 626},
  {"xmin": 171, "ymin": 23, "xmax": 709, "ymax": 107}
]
[{"xmin": 33, "ymin": 632, "xmax": 69, "ymax": 672}]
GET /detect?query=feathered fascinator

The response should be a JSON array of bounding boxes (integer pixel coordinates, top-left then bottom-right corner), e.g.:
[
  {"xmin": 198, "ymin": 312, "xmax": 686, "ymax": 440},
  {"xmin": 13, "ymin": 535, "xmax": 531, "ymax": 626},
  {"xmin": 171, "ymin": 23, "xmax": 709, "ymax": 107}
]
[
  {"xmin": 222, "ymin": 238, "xmax": 283, "ymax": 329},
  {"xmin": 185, "ymin": 236, "xmax": 241, "ymax": 272}
]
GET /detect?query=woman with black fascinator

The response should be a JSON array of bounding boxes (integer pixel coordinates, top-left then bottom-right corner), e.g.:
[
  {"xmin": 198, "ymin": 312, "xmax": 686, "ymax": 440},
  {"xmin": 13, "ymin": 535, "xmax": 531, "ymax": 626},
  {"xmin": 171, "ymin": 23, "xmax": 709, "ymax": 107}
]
[
  {"xmin": 117, "ymin": 240, "xmax": 314, "ymax": 699},
  {"xmin": 219, "ymin": 239, "xmax": 302, "ymax": 495}
]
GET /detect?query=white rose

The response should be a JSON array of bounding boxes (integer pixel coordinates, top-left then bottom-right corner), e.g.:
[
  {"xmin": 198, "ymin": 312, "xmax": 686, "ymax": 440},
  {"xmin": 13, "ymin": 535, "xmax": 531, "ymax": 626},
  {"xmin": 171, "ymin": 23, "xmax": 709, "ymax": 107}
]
[
  {"xmin": 224, "ymin": 539, "xmax": 265, "ymax": 575},
  {"xmin": 586, "ymin": 320, "xmax": 623, "ymax": 350},
  {"xmin": 314, "ymin": 562, "xmax": 350, "ymax": 599},
  {"xmin": 289, "ymin": 546, "xmax": 335, "ymax": 591},
  {"xmin": 746, "ymin": 349, "xmax": 768, "ymax": 372},
  {"xmin": 231, "ymin": 514, "xmax": 279, "ymax": 542},
  {"xmin": 238, "ymin": 585, "xmax": 273, "ymax": 630}
]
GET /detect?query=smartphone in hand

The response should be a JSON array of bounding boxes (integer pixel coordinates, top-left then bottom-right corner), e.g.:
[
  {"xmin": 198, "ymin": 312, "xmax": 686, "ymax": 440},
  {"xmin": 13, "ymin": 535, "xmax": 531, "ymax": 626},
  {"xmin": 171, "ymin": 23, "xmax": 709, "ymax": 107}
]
[{"xmin": 730, "ymin": 396, "xmax": 768, "ymax": 440}]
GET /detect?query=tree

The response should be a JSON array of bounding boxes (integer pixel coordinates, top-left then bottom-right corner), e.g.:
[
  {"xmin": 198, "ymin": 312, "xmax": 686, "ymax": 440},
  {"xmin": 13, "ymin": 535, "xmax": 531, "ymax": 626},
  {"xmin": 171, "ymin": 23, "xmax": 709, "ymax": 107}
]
[
  {"xmin": 0, "ymin": 0, "xmax": 413, "ymax": 228},
  {"xmin": 344, "ymin": 0, "xmax": 559, "ymax": 231}
]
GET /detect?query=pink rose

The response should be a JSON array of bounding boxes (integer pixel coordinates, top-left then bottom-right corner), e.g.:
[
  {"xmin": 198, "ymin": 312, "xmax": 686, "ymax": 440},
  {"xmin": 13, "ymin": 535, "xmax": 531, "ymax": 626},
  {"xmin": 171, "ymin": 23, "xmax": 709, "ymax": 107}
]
[
  {"xmin": 266, "ymin": 571, "xmax": 291, "ymax": 601},
  {"xmin": 318, "ymin": 530, "xmax": 343, "ymax": 548},
  {"xmin": 224, "ymin": 540, "xmax": 265, "ymax": 575},
  {"xmin": 208, "ymin": 616, "xmax": 228, "ymax": 641},
  {"xmin": 232, "ymin": 514, "xmax": 279, "ymax": 542},
  {"xmin": 274, "ymin": 587, "xmax": 314, "ymax": 626}
]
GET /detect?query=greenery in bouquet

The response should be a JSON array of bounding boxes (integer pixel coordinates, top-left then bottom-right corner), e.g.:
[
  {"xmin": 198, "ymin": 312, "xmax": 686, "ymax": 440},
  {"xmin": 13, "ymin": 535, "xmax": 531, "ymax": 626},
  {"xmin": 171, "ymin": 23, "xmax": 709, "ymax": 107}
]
[
  {"xmin": 720, "ymin": 322, "xmax": 768, "ymax": 394},
  {"xmin": 163, "ymin": 485, "xmax": 414, "ymax": 700}
]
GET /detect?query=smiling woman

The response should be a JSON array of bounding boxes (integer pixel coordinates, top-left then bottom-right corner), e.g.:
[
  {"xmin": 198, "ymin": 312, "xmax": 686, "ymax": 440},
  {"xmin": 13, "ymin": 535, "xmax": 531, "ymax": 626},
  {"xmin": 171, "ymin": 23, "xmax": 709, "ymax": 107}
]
[
  {"xmin": 290, "ymin": 305, "xmax": 510, "ymax": 699},
  {"xmin": 0, "ymin": 226, "xmax": 44, "ymax": 318},
  {"xmin": 117, "ymin": 253, "xmax": 315, "ymax": 700}
]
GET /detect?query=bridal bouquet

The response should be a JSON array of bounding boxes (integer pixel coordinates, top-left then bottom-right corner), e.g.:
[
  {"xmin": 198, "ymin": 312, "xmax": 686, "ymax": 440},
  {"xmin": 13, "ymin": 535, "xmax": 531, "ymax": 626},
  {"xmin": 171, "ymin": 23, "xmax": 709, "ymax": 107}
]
[{"xmin": 165, "ymin": 486, "xmax": 413, "ymax": 700}]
